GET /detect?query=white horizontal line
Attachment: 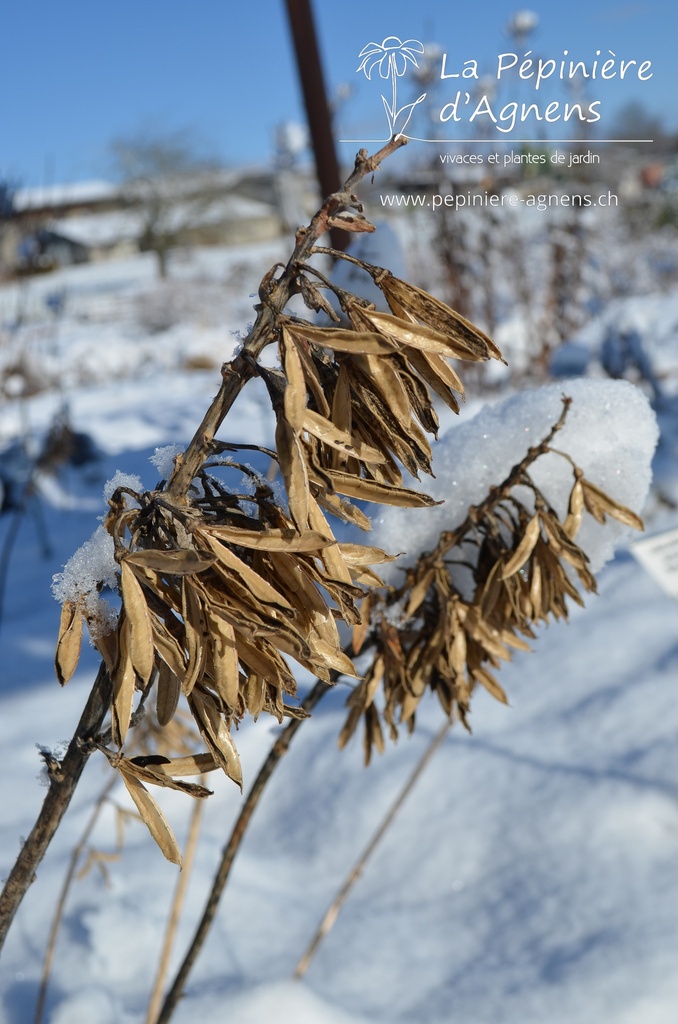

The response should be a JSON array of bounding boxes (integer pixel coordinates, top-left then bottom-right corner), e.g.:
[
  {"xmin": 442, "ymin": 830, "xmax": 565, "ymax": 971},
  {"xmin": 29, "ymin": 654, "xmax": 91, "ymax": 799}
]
[{"xmin": 340, "ymin": 138, "xmax": 654, "ymax": 144}]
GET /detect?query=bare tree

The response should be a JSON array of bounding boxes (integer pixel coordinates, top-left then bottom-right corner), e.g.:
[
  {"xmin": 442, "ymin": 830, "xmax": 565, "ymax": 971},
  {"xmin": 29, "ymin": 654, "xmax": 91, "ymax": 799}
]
[{"xmin": 109, "ymin": 127, "xmax": 224, "ymax": 278}]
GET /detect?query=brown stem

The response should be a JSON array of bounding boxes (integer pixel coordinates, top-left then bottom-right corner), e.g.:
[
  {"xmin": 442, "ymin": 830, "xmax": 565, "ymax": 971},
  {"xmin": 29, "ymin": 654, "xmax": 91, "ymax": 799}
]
[
  {"xmin": 146, "ymin": 786, "xmax": 205, "ymax": 1024},
  {"xmin": 34, "ymin": 775, "xmax": 117, "ymax": 1024},
  {"xmin": 152, "ymin": 399, "xmax": 574, "ymax": 1018},
  {"xmin": 293, "ymin": 717, "xmax": 452, "ymax": 979},
  {"xmin": 422, "ymin": 396, "xmax": 573, "ymax": 570},
  {"xmin": 154, "ymin": 680, "xmax": 330, "ymax": 1024},
  {"xmin": 165, "ymin": 136, "xmax": 407, "ymax": 500},
  {"xmin": 0, "ymin": 663, "xmax": 112, "ymax": 954},
  {"xmin": 0, "ymin": 138, "xmax": 407, "ymax": 960}
]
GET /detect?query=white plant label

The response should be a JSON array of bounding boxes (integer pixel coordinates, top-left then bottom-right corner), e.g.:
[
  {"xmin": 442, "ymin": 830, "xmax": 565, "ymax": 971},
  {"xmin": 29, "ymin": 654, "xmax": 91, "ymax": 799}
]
[{"xmin": 631, "ymin": 527, "xmax": 678, "ymax": 599}]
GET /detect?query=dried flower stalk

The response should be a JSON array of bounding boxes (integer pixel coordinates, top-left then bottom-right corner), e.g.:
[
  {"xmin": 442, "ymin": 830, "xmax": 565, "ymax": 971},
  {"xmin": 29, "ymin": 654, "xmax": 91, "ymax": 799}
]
[
  {"xmin": 0, "ymin": 134, "xmax": 501, "ymax": 950},
  {"xmin": 339, "ymin": 397, "xmax": 644, "ymax": 764},
  {"xmin": 293, "ymin": 718, "xmax": 452, "ymax": 980},
  {"xmin": 0, "ymin": 124, "xmax": 644, "ymax": 1003},
  {"xmin": 46, "ymin": 146, "xmax": 503, "ymax": 863},
  {"xmin": 156, "ymin": 400, "xmax": 643, "ymax": 1022}
]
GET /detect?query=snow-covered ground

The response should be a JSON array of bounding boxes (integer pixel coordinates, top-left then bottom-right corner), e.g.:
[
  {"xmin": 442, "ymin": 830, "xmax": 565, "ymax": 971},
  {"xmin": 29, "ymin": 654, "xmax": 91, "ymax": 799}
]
[{"xmin": 1, "ymin": 227, "xmax": 677, "ymax": 1024}]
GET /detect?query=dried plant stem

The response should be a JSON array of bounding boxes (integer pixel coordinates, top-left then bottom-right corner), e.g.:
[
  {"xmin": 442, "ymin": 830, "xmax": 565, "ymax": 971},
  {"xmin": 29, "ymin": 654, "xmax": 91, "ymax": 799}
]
[
  {"xmin": 154, "ymin": 679, "xmax": 330, "ymax": 1024},
  {"xmin": 34, "ymin": 775, "xmax": 116, "ymax": 1024},
  {"xmin": 154, "ymin": 401, "xmax": 574, "ymax": 1020},
  {"xmin": 439, "ymin": 396, "xmax": 572, "ymax": 554},
  {"xmin": 166, "ymin": 135, "xmax": 407, "ymax": 500},
  {"xmin": 293, "ymin": 718, "xmax": 452, "ymax": 980},
  {"xmin": 0, "ymin": 662, "xmax": 112, "ymax": 953},
  {"xmin": 146, "ymin": 787, "xmax": 205, "ymax": 1024},
  {"xmin": 0, "ymin": 136, "xmax": 406, "ymax": 957}
]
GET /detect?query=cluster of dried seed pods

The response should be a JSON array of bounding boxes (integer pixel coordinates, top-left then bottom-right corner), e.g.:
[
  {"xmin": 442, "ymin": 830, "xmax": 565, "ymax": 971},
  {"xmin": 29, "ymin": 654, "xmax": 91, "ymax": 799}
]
[
  {"xmin": 54, "ymin": 249, "xmax": 503, "ymax": 860},
  {"xmin": 340, "ymin": 405, "xmax": 644, "ymax": 764}
]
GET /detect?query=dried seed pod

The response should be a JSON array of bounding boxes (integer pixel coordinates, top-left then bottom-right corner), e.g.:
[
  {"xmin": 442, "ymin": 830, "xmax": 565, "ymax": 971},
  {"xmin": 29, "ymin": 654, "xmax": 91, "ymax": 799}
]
[
  {"xmin": 151, "ymin": 613, "xmax": 187, "ymax": 682},
  {"xmin": 371, "ymin": 270, "xmax": 504, "ymax": 362},
  {"xmin": 323, "ymin": 468, "xmax": 442, "ymax": 508},
  {"xmin": 529, "ymin": 560, "xmax": 543, "ymax": 621},
  {"xmin": 284, "ymin": 321, "xmax": 395, "ymax": 356},
  {"xmin": 293, "ymin": 339, "xmax": 332, "ymax": 417},
  {"xmin": 55, "ymin": 600, "xmax": 83, "ymax": 686},
  {"xmin": 581, "ymin": 478, "xmax": 644, "ymax": 531},
  {"xmin": 140, "ymin": 752, "xmax": 218, "ymax": 777},
  {"xmin": 117, "ymin": 763, "xmax": 183, "ymax": 865},
  {"xmin": 472, "ymin": 666, "xmax": 509, "ymax": 705},
  {"xmin": 118, "ymin": 755, "xmax": 213, "ymax": 798},
  {"xmin": 407, "ymin": 349, "xmax": 464, "ymax": 403},
  {"xmin": 181, "ymin": 579, "xmax": 208, "ymax": 697},
  {"xmin": 501, "ymin": 514, "xmax": 541, "ymax": 579},
  {"xmin": 353, "ymin": 593, "xmax": 375, "ymax": 656},
  {"xmin": 275, "ymin": 413, "xmax": 310, "ymax": 531},
  {"xmin": 197, "ymin": 530, "xmax": 294, "ymax": 612},
  {"xmin": 206, "ymin": 611, "xmax": 239, "ymax": 712},
  {"xmin": 307, "ymin": 494, "xmax": 353, "ymax": 586},
  {"xmin": 302, "ymin": 408, "xmax": 386, "ymax": 464},
  {"xmin": 125, "ymin": 549, "xmax": 215, "ymax": 575},
  {"xmin": 280, "ymin": 327, "xmax": 307, "ymax": 432},
  {"xmin": 363, "ymin": 704, "xmax": 385, "ymax": 765},
  {"xmin": 120, "ymin": 561, "xmax": 154, "ymax": 685},
  {"xmin": 156, "ymin": 658, "xmax": 182, "ymax": 727},
  {"xmin": 244, "ymin": 673, "xmax": 266, "ymax": 719},
  {"xmin": 297, "ymin": 274, "xmax": 340, "ymax": 321},
  {"xmin": 111, "ymin": 630, "xmax": 137, "ymax": 748},
  {"xmin": 188, "ymin": 689, "xmax": 242, "ymax": 789},
  {"xmin": 359, "ymin": 308, "xmax": 457, "ymax": 356},
  {"xmin": 201, "ymin": 524, "xmax": 333, "ymax": 552},
  {"xmin": 563, "ymin": 479, "xmax": 584, "ymax": 539}
]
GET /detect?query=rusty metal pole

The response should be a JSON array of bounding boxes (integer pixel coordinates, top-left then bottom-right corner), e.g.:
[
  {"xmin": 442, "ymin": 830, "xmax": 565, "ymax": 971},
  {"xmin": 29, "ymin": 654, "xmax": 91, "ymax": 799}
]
[{"xmin": 284, "ymin": 0, "xmax": 347, "ymax": 250}]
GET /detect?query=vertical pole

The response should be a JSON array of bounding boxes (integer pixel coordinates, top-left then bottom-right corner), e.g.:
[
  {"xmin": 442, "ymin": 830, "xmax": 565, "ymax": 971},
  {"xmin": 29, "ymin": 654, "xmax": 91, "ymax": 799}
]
[{"xmin": 284, "ymin": 0, "xmax": 347, "ymax": 250}]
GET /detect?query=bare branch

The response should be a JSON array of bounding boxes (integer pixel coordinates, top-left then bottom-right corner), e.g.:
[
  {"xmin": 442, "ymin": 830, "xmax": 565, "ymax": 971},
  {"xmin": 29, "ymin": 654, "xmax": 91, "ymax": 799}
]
[
  {"xmin": 165, "ymin": 137, "xmax": 407, "ymax": 501},
  {"xmin": 0, "ymin": 139, "xmax": 408, "ymax": 956},
  {"xmin": 153, "ymin": 680, "xmax": 330, "ymax": 1024},
  {"xmin": 293, "ymin": 718, "xmax": 452, "ymax": 979}
]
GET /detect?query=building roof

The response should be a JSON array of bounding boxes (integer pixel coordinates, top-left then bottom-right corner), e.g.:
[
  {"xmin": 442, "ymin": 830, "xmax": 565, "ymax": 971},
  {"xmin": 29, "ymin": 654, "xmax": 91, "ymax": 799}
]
[{"xmin": 14, "ymin": 180, "xmax": 119, "ymax": 213}]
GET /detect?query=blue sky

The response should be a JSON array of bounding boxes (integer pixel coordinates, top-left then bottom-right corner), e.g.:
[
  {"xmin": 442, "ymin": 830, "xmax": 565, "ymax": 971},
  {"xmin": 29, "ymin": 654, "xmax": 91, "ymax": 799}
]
[{"xmin": 1, "ymin": 0, "xmax": 676, "ymax": 187}]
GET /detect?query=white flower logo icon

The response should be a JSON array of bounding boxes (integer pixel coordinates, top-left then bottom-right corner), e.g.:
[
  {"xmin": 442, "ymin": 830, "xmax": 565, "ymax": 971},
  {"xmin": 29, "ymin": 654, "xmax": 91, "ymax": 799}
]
[{"xmin": 357, "ymin": 37, "xmax": 427, "ymax": 138}]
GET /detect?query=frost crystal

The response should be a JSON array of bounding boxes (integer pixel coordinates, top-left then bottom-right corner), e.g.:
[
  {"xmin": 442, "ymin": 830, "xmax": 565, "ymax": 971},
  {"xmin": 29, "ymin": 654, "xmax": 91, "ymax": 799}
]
[
  {"xmin": 51, "ymin": 526, "xmax": 118, "ymax": 637},
  {"xmin": 103, "ymin": 471, "xmax": 143, "ymax": 503},
  {"xmin": 150, "ymin": 444, "xmax": 184, "ymax": 481}
]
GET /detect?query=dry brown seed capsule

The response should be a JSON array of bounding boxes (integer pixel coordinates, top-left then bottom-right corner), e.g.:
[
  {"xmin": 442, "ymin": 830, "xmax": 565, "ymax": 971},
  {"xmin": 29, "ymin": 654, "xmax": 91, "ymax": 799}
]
[
  {"xmin": 373, "ymin": 271, "xmax": 504, "ymax": 362},
  {"xmin": 55, "ymin": 600, "xmax": 83, "ymax": 686},
  {"xmin": 117, "ymin": 765, "xmax": 183, "ymax": 865},
  {"xmin": 501, "ymin": 514, "xmax": 541, "ymax": 579}
]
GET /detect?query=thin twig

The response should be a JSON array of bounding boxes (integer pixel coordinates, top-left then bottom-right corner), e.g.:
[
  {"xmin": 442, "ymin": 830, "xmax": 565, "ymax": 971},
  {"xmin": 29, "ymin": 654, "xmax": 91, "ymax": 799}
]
[
  {"xmin": 153, "ymin": 400, "xmax": 574, "ymax": 1020},
  {"xmin": 165, "ymin": 136, "xmax": 407, "ymax": 500},
  {"xmin": 0, "ymin": 136, "xmax": 407, "ymax": 956},
  {"xmin": 154, "ymin": 680, "xmax": 330, "ymax": 1024},
  {"xmin": 293, "ymin": 718, "xmax": 452, "ymax": 979},
  {"xmin": 146, "ymin": 786, "xmax": 205, "ymax": 1024},
  {"xmin": 34, "ymin": 776, "xmax": 116, "ymax": 1024}
]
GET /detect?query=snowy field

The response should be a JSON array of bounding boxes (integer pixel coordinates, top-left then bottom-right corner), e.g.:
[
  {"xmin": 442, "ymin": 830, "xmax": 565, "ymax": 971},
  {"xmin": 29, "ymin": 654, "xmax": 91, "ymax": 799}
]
[{"xmin": 1, "ymin": 227, "xmax": 678, "ymax": 1024}]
